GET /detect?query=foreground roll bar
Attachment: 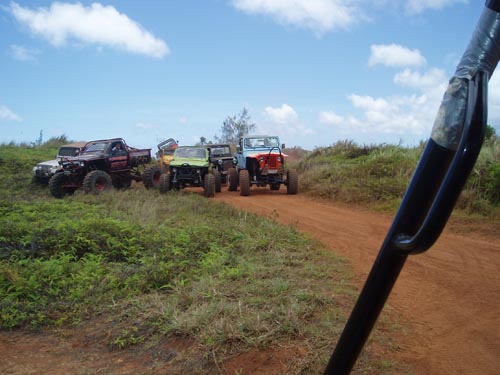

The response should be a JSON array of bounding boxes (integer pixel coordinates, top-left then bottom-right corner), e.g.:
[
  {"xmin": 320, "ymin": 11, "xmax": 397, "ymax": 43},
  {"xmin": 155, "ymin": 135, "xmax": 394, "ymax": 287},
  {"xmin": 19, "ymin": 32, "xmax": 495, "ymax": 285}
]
[{"xmin": 323, "ymin": 1, "xmax": 500, "ymax": 373}]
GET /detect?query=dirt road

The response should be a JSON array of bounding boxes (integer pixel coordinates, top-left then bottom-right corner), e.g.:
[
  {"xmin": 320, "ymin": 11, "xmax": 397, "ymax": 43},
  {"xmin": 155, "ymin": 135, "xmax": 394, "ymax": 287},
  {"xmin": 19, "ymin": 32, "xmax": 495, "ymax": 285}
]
[{"xmin": 217, "ymin": 189, "xmax": 500, "ymax": 375}]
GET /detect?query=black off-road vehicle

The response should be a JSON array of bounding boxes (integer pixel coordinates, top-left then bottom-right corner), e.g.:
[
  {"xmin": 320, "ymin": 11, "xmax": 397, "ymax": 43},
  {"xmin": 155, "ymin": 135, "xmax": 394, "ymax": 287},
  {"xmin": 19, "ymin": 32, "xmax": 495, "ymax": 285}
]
[
  {"xmin": 48, "ymin": 138, "xmax": 161, "ymax": 198},
  {"xmin": 207, "ymin": 143, "xmax": 233, "ymax": 192}
]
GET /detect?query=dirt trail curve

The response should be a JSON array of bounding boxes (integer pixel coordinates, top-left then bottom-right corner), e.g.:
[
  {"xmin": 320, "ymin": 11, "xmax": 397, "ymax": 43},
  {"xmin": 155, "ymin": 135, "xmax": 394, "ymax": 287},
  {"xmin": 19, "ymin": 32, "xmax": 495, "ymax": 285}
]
[{"xmin": 217, "ymin": 190, "xmax": 500, "ymax": 375}]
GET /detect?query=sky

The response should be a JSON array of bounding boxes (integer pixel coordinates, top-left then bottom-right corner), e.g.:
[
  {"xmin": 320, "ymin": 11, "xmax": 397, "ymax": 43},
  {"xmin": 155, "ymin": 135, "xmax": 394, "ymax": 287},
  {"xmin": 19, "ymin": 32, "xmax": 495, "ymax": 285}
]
[{"xmin": 1, "ymin": 0, "xmax": 498, "ymax": 150}]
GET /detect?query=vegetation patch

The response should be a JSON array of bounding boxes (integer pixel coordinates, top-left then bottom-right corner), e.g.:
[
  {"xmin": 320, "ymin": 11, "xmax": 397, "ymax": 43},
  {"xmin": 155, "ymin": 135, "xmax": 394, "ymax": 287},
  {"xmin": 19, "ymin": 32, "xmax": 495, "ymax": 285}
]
[{"xmin": 294, "ymin": 137, "xmax": 500, "ymax": 217}]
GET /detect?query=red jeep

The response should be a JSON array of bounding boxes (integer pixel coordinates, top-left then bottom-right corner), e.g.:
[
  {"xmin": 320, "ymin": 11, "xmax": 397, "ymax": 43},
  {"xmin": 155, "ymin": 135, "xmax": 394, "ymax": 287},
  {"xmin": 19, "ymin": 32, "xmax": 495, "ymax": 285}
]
[{"xmin": 48, "ymin": 138, "xmax": 161, "ymax": 198}]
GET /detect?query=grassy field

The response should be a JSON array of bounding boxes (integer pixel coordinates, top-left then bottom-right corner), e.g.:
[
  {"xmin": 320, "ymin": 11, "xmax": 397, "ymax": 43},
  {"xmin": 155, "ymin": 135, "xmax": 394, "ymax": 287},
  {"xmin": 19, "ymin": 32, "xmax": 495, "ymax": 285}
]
[
  {"xmin": 0, "ymin": 139, "xmax": 402, "ymax": 374},
  {"xmin": 293, "ymin": 138, "xmax": 500, "ymax": 217}
]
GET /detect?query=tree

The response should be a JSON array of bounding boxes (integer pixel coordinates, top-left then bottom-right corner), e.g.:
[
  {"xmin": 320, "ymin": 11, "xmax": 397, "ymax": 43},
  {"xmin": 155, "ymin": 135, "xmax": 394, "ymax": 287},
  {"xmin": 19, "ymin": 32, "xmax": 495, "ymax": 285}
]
[
  {"xmin": 485, "ymin": 124, "xmax": 497, "ymax": 141},
  {"xmin": 216, "ymin": 108, "xmax": 256, "ymax": 145}
]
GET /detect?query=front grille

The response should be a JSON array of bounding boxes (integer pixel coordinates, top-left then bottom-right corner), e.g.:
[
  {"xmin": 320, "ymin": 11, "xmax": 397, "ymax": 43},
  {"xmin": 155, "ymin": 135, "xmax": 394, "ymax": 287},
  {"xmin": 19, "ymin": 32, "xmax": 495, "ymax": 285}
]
[
  {"xmin": 178, "ymin": 167, "xmax": 198, "ymax": 178},
  {"xmin": 267, "ymin": 156, "xmax": 279, "ymax": 168}
]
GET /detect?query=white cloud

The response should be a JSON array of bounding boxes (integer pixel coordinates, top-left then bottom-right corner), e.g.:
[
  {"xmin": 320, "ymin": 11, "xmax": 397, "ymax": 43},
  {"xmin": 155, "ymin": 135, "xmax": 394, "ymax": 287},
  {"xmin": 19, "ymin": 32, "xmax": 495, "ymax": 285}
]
[
  {"xmin": 319, "ymin": 65, "xmax": 447, "ymax": 142},
  {"xmin": 345, "ymin": 93, "xmax": 432, "ymax": 136},
  {"xmin": 230, "ymin": 0, "xmax": 360, "ymax": 34},
  {"xmin": 487, "ymin": 71, "xmax": 500, "ymax": 128},
  {"xmin": 319, "ymin": 111, "xmax": 344, "ymax": 125},
  {"xmin": 8, "ymin": 2, "xmax": 169, "ymax": 59},
  {"xmin": 0, "ymin": 105, "xmax": 23, "ymax": 121},
  {"xmin": 261, "ymin": 104, "xmax": 314, "ymax": 139},
  {"xmin": 9, "ymin": 44, "xmax": 40, "ymax": 61},
  {"xmin": 368, "ymin": 44, "xmax": 426, "ymax": 68},
  {"xmin": 406, "ymin": 0, "xmax": 468, "ymax": 15},
  {"xmin": 394, "ymin": 68, "xmax": 447, "ymax": 91},
  {"xmin": 264, "ymin": 104, "xmax": 299, "ymax": 124}
]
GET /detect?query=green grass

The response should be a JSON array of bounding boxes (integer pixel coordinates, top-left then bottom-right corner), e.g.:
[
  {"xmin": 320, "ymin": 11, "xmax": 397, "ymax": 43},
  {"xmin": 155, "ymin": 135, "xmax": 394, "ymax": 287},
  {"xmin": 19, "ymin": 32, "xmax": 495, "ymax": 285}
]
[
  {"xmin": 0, "ymin": 141, "xmax": 402, "ymax": 374},
  {"xmin": 293, "ymin": 138, "xmax": 500, "ymax": 216}
]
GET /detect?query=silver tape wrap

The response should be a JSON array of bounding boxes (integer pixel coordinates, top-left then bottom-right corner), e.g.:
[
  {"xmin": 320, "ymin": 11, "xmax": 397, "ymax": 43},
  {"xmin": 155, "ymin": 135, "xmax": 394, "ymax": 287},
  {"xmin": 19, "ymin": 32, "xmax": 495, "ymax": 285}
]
[{"xmin": 431, "ymin": 7, "xmax": 500, "ymax": 149}]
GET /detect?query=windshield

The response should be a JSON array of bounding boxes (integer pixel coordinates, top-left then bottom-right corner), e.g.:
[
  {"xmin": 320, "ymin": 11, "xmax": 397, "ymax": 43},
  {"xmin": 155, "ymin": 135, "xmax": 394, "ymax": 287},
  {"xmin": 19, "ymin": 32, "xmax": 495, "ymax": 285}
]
[
  {"xmin": 83, "ymin": 143, "xmax": 107, "ymax": 154},
  {"xmin": 175, "ymin": 147, "xmax": 206, "ymax": 159},
  {"xmin": 210, "ymin": 146, "xmax": 231, "ymax": 156},
  {"xmin": 244, "ymin": 137, "xmax": 279, "ymax": 149},
  {"xmin": 58, "ymin": 147, "xmax": 81, "ymax": 157}
]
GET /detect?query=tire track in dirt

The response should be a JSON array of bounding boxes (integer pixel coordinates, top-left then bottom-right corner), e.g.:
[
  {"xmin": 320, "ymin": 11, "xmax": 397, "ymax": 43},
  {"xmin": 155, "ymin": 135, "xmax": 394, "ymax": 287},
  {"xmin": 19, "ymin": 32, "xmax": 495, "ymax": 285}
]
[{"xmin": 216, "ymin": 188, "xmax": 500, "ymax": 375}]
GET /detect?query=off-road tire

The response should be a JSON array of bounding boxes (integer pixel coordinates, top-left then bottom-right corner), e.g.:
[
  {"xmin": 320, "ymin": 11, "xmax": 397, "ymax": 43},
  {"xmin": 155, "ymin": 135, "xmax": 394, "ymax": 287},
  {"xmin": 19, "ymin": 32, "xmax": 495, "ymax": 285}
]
[
  {"xmin": 214, "ymin": 171, "xmax": 222, "ymax": 193},
  {"xmin": 239, "ymin": 170, "xmax": 250, "ymax": 196},
  {"xmin": 270, "ymin": 183, "xmax": 280, "ymax": 191},
  {"xmin": 83, "ymin": 170, "xmax": 112, "ymax": 194},
  {"xmin": 204, "ymin": 173, "xmax": 215, "ymax": 198},
  {"xmin": 142, "ymin": 166, "xmax": 161, "ymax": 189},
  {"xmin": 159, "ymin": 173, "xmax": 172, "ymax": 194},
  {"xmin": 228, "ymin": 167, "xmax": 238, "ymax": 191},
  {"xmin": 49, "ymin": 173, "xmax": 69, "ymax": 198},
  {"xmin": 287, "ymin": 169, "xmax": 299, "ymax": 195}
]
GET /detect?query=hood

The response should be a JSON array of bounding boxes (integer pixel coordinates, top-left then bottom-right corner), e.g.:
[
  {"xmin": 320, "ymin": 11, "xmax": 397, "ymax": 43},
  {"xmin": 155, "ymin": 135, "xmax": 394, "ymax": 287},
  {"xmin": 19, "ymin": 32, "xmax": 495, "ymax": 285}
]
[
  {"xmin": 62, "ymin": 153, "xmax": 103, "ymax": 163},
  {"xmin": 36, "ymin": 159, "xmax": 59, "ymax": 168},
  {"xmin": 171, "ymin": 157, "xmax": 209, "ymax": 168}
]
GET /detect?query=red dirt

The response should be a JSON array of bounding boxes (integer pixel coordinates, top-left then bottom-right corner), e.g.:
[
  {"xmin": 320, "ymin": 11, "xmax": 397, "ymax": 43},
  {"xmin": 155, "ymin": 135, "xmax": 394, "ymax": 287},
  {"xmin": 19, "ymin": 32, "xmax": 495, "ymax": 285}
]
[{"xmin": 1, "ymin": 187, "xmax": 499, "ymax": 374}]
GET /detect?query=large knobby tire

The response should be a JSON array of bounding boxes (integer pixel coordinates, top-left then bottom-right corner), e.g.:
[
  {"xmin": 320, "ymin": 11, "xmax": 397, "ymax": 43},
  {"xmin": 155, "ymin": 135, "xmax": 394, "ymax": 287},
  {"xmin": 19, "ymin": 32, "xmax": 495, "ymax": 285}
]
[
  {"xmin": 159, "ymin": 173, "xmax": 172, "ymax": 194},
  {"xmin": 287, "ymin": 169, "xmax": 299, "ymax": 195},
  {"xmin": 49, "ymin": 173, "xmax": 69, "ymax": 199},
  {"xmin": 83, "ymin": 170, "xmax": 112, "ymax": 195},
  {"xmin": 214, "ymin": 171, "xmax": 222, "ymax": 193},
  {"xmin": 204, "ymin": 173, "xmax": 215, "ymax": 198},
  {"xmin": 239, "ymin": 169, "xmax": 250, "ymax": 196},
  {"xmin": 228, "ymin": 167, "xmax": 238, "ymax": 191},
  {"xmin": 142, "ymin": 166, "xmax": 161, "ymax": 189}
]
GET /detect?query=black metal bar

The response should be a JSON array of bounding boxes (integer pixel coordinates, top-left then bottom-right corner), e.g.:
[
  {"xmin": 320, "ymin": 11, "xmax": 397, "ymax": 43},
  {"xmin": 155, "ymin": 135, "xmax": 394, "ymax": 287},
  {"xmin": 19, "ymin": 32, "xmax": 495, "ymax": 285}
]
[{"xmin": 323, "ymin": 1, "xmax": 500, "ymax": 372}]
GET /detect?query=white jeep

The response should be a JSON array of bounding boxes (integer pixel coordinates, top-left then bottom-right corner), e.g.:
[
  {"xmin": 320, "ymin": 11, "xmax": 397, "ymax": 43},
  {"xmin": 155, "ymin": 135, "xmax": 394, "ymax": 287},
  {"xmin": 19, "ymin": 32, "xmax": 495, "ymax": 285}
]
[{"xmin": 32, "ymin": 142, "xmax": 86, "ymax": 184}]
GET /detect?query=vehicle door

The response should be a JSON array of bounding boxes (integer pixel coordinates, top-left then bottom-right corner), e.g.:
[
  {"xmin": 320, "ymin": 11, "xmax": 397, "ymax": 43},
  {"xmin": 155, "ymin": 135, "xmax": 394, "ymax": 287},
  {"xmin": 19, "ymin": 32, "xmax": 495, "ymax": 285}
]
[{"xmin": 108, "ymin": 141, "xmax": 129, "ymax": 170}]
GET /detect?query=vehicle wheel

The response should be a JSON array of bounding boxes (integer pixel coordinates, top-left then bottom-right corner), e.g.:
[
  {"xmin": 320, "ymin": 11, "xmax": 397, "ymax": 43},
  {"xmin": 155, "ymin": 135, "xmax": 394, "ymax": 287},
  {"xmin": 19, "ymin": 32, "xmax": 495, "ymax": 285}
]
[
  {"xmin": 287, "ymin": 169, "xmax": 299, "ymax": 195},
  {"xmin": 49, "ymin": 173, "xmax": 69, "ymax": 198},
  {"xmin": 159, "ymin": 173, "xmax": 172, "ymax": 194},
  {"xmin": 83, "ymin": 170, "xmax": 112, "ymax": 194},
  {"xmin": 142, "ymin": 165, "xmax": 161, "ymax": 189},
  {"xmin": 204, "ymin": 173, "xmax": 215, "ymax": 198},
  {"xmin": 270, "ymin": 183, "xmax": 280, "ymax": 191},
  {"xmin": 228, "ymin": 167, "xmax": 238, "ymax": 191},
  {"xmin": 160, "ymin": 163, "xmax": 168, "ymax": 174},
  {"xmin": 214, "ymin": 171, "xmax": 222, "ymax": 193},
  {"xmin": 239, "ymin": 170, "xmax": 250, "ymax": 196}
]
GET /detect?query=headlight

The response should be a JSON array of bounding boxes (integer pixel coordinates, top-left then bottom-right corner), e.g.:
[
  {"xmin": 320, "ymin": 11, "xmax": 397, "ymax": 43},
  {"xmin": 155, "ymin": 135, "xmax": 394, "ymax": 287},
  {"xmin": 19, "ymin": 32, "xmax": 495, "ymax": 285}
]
[
  {"xmin": 172, "ymin": 168, "xmax": 177, "ymax": 173},
  {"xmin": 277, "ymin": 157, "xmax": 282, "ymax": 162},
  {"xmin": 49, "ymin": 166, "xmax": 59, "ymax": 174},
  {"xmin": 196, "ymin": 169, "xmax": 201, "ymax": 174},
  {"xmin": 218, "ymin": 159, "xmax": 223, "ymax": 165}
]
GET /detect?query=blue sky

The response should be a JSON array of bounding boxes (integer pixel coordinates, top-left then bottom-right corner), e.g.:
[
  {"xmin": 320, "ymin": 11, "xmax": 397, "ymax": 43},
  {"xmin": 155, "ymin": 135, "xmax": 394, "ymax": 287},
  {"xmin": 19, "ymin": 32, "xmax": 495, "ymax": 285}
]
[{"xmin": 0, "ymin": 0, "xmax": 497, "ymax": 150}]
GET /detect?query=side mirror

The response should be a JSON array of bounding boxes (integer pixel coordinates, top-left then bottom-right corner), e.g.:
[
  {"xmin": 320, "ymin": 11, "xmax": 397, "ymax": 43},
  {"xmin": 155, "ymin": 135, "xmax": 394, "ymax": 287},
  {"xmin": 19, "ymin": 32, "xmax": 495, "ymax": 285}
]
[
  {"xmin": 281, "ymin": 144, "xmax": 285, "ymax": 149},
  {"xmin": 236, "ymin": 145, "xmax": 241, "ymax": 153}
]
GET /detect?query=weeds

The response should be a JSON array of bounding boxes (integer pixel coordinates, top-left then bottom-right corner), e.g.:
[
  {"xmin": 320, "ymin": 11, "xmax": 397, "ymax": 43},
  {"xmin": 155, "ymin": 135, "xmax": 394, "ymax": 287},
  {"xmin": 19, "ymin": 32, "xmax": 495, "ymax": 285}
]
[{"xmin": 294, "ymin": 139, "xmax": 500, "ymax": 216}]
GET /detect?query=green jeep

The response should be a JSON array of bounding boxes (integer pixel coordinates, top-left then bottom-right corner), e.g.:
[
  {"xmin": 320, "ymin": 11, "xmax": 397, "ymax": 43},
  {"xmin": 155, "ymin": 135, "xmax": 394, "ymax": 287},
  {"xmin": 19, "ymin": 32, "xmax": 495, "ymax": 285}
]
[{"xmin": 159, "ymin": 146, "xmax": 216, "ymax": 197}]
